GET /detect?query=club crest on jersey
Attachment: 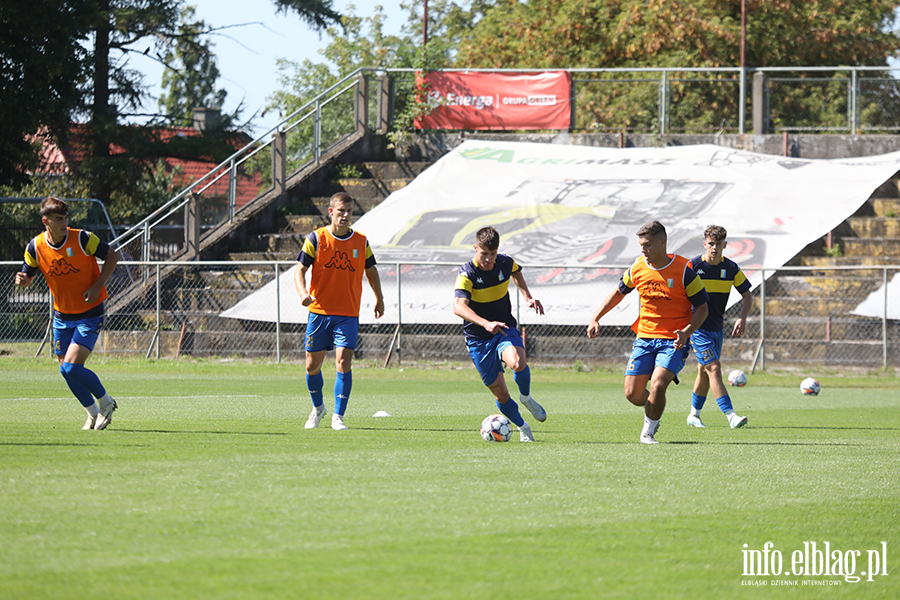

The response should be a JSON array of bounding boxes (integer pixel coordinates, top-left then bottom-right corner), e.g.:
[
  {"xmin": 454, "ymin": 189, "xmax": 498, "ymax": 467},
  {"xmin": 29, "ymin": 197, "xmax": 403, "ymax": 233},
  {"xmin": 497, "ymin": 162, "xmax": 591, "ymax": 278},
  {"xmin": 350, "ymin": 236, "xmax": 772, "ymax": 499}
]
[
  {"xmin": 353, "ymin": 249, "xmax": 358, "ymax": 258},
  {"xmin": 66, "ymin": 248, "xmax": 73, "ymax": 257},
  {"xmin": 498, "ymin": 272, "xmax": 505, "ymax": 281},
  {"xmin": 721, "ymin": 269, "xmax": 727, "ymax": 278},
  {"xmin": 667, "ymin": 278, "xmax": 674, "ymax": 288}
]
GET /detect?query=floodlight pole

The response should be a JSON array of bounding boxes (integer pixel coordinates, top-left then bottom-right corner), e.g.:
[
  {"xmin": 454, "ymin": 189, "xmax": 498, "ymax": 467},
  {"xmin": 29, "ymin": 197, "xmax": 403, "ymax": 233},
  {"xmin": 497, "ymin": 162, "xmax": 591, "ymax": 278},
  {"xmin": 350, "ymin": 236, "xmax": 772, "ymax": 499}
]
[{"xmin": 739, "ymin": 0, "xmax": 747, "ymax": 135}]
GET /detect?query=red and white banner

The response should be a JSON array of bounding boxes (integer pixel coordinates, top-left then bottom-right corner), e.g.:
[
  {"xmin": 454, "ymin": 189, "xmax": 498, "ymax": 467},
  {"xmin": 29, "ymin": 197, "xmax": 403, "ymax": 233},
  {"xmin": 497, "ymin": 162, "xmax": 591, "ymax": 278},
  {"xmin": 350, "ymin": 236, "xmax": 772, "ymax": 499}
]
[{"xmin": 414, "ymin": 71, "xmax": 571, "ymax": 131}]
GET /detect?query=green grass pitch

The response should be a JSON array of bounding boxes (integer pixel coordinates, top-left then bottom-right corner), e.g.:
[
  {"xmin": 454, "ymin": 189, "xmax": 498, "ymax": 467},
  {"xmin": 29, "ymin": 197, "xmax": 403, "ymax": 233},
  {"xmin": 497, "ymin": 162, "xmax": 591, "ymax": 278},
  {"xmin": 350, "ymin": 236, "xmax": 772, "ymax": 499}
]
[{"xmin": 1, "ymin": 358, "xmax": 897, "ymax": 599}]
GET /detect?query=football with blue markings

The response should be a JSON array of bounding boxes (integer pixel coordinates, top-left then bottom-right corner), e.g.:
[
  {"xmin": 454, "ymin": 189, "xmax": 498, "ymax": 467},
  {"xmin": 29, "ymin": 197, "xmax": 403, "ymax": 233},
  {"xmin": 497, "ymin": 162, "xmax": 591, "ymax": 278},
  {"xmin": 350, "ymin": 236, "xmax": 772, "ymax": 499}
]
[
  {"xmin": 800, "ymin": 377, "xmax": 821, "ymax": 396},
  {"xmin": 480, "ymin": 414, "xmax": 512, "ymax": 442},
  {"xmin": 728, "ymin": 369, "xmax": 748, "ymax": 387}
]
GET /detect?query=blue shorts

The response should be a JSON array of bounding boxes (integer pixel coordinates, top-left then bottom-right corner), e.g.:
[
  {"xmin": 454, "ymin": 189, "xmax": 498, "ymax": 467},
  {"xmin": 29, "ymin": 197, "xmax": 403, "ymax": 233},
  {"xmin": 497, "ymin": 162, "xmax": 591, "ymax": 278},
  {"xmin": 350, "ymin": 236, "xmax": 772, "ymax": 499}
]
[
  {"xmin": 691, "ymin": 328, "xmax": 724, "ymax": 366},
  {"xmin": 53, "ymin": 315, "xmax": 104, "ymax": 356},
  {"xmin": 305, "ymin": 313, "xmax": 359, "ymax": 352},
  {"xmin": 466, "ymin": 328, "xmax": 525, "ymax": 386},
  {"xmin": 625, "ymin": 338, "xmax": 690, "ymax": 377}
]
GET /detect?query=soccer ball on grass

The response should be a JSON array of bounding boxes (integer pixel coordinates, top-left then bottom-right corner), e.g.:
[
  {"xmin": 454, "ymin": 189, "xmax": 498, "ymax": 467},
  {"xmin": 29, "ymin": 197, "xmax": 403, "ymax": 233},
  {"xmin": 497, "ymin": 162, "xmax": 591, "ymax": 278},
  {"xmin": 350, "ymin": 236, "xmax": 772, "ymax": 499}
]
[
  {"xmin": 800, "ymin": 377, "xmax": 821, "ymax": 396},
  {"xmin": 727, "ymin": 369, "xmax": 748, "ymax": 387},
  {"xmin": 480, "ymin": 414, "xmax": 512, "ymax": 442}
]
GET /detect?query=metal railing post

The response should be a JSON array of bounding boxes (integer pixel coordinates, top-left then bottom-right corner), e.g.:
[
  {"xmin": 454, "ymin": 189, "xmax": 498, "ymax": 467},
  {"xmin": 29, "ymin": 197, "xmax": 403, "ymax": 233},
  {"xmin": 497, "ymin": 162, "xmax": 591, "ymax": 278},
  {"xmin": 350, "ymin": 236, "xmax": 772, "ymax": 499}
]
[
  {"xmin": 851, "ymin": 68, "xmax": 858, "ymax": 135},
  {"xmin": 883, "ymin": 267, "xmax": 889, "ymax": 369},
  {"xmin": 760, "ymin": 270, "xmax": 766, "ymax": 371},
  {"xmin": 314, "ymin": 98, "xmax": 322, "ymax": 165},
  {"xmin": 396, "ymin": 263, "xmax": 402, "ymax": 364},
  {"xmin": 156, "ymin": 264, "xmax": 161, "ymax": 360},
  {"xmin": 739, "ymin": 68, "xmax": 747, "ymax": 135},
  {"xmin": 659, "ymin": 70, "xmax": 668, "ymax": 135},
  {"xmin": 142, "ymin": 221, "xmax": 150, "ymax": 282},
  {"xmin": 276, "ymin": 263, "xmax": 282, "ymax": 364},
  {"xmin": 229, "ymin": 159, "xmax": 237, "ymax": 222}
]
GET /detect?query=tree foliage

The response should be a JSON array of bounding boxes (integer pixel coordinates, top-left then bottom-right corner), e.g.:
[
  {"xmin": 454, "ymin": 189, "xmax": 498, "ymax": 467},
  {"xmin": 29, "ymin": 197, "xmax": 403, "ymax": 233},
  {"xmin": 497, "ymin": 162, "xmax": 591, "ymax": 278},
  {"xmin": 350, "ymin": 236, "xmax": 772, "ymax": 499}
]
[
  {"xmin": 2, "ymin": 0, "xmax": 343, "ymax": 217},
  {"xmin": 0, "ymin": 1, "xmax": 95, "ymax": 188},
  {"xmin": 158, "ymin": 6, "xmax": 228, "ymax": 127},
  {"xmin": 453, "ymin": 0, "xmax": 900, "ymax": 69}
]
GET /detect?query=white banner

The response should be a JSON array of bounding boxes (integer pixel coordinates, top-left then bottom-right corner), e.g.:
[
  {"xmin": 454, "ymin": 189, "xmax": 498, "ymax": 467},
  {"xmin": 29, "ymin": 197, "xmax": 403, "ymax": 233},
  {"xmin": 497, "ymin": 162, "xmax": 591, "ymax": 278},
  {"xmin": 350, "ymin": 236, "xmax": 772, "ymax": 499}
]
[
  {"xmin": 852, "ymin": 272, "xmax": 900, "ymax": 320},
  {"xmin": 221, "ymin": 142, "xmax": 900, "ymax": 326}
]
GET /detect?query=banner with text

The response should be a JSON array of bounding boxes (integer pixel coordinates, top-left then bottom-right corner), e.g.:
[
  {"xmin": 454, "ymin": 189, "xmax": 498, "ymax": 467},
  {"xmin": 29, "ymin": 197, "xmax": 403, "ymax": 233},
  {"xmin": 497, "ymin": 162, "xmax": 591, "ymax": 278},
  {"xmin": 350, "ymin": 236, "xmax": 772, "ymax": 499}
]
[
  {"xmin": 415, "ymin": 71, "xmax": 571, "ymax": 131},
  {"xmin": 220, "ymin": 142, "xmax": 900, "ymax": 326}
]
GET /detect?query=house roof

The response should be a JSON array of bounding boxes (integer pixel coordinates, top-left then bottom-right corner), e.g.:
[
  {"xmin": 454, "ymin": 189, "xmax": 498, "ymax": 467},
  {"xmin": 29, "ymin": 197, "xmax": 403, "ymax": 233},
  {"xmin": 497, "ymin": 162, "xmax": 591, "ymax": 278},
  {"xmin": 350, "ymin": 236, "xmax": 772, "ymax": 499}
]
[{"xmin": 36, "ymin": 125, "xmax": 264, "ymax": 210}]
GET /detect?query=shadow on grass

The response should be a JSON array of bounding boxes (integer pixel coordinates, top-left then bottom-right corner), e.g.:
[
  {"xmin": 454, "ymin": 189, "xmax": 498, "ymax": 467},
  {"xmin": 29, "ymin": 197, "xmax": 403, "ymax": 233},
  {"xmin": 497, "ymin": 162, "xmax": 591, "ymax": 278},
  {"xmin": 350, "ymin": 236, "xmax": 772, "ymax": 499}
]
[{"xmin": 114, "ymin": 429, "xmax": 289, "ymax": 436}]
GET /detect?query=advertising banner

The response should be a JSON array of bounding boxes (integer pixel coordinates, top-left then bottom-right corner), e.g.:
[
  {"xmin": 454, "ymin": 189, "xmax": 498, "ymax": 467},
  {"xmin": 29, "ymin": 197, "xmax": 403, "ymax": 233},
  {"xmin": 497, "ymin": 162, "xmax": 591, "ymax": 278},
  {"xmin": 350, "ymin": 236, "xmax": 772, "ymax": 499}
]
[
  {"xmin": 415, "ymin": 71, "xmax": 572, "ymax": 130},
  {"xmin": 220, "ymin": 142, "xmax": 900, "ymax": 327}
]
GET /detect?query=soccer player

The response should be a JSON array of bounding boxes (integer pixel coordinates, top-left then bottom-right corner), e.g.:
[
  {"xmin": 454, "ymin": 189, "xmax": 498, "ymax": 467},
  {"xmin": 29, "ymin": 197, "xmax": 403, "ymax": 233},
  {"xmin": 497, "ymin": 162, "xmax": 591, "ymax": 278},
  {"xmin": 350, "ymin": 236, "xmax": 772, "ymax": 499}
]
[
  {"xmin": 14, "ymin": 197, "xmax": 120, "ymax": 430},
  {"xmin": 453, "ymin": 226, "xmax": 547, "ymax": 442},
  {"xmin": 587, "ymin": 221, "xmax": 709, "ymax": 444},
  {"xmin": 686, "ymin": 225, "xmax": 753, "ymax": 429},
  {"xmin": 294, "ymin": 192, "xmax": 385, "ymax": 431}
]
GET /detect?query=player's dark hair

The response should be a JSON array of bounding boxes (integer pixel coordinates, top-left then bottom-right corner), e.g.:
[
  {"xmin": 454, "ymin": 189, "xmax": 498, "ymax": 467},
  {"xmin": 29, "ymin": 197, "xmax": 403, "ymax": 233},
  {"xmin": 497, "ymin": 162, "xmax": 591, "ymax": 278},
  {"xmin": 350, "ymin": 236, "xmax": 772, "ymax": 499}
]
[
  {"xmin": 704, "ymin": 224, "xmax": 728, "ymax": 243},
  {"xmin": 636, "ymin": 220, "xmax": 666, "ymax": 240},
  {"xmin": 330, "ymin": 192, "xmax": 353, "ymax": 207},
  {"xmin": 40, "ymin": 196, "xmax": 68, "ymax": 218},
  {"xmin": 475, "ymin": 226, "xmax": 500, "ymax": 251}
]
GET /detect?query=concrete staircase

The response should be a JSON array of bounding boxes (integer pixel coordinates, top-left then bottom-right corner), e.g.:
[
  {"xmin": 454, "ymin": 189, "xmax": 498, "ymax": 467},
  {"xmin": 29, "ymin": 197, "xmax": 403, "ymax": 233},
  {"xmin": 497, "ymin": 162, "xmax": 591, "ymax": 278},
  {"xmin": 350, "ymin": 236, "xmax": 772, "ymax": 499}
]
[
  {"xmin": 229, "ymin": 161, "xmax": 432, "ymax": 262},
  {"xmin": 756, "ymin": 173, "xmax": 900, "ymax": 365}
]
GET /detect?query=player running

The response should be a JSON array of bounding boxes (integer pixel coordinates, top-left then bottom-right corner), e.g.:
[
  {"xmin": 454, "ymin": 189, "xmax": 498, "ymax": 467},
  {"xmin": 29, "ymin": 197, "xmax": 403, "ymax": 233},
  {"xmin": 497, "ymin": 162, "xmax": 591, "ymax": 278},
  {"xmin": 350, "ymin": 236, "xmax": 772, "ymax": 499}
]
[
  {"xmin": 295, "ymin": 192, "xmax": 385, "ymax": 431},
  {"xmin": 686, "ymin": 225, "xmax": 753, "ymax": 429},
  {"xmin": 587, "ymin": 221, "xmax": 709, "ymax": 444},
  {"xmin": 14, "ymin": 197, "xmax": 120, "ymax": 430},
  {"xmin": 453, "ymin": 226, "xmax": 546, "ymax": 442}
]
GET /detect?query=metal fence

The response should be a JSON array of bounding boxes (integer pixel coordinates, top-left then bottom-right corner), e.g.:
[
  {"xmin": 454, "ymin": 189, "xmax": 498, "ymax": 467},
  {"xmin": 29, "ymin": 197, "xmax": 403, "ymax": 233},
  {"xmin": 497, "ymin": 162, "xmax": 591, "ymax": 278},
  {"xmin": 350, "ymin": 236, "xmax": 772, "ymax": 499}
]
[{"xmin": 2, "ymin": 261, "xmax": 897, "ymax": 370}]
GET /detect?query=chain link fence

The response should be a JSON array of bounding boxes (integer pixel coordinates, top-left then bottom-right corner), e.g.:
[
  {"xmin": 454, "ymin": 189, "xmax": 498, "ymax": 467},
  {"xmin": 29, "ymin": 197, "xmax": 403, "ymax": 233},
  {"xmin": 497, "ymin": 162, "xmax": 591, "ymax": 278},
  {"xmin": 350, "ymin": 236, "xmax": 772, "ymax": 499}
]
[{"xmin": 2, "ymin": 261, "xmax": 898, "ymax": 369}]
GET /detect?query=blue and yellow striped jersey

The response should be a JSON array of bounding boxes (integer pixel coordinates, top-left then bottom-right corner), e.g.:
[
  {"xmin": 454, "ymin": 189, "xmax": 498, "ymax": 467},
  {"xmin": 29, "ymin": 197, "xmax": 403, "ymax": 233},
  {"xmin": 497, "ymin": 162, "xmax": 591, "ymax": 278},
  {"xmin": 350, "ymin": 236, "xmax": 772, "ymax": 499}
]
[
  {"xmin": 689, "ymin": 255, "xmax": 752, "ymax": 332},
  {"xmin": 454, "ymin": 254, "xmax": 520, "ymax": 341}
]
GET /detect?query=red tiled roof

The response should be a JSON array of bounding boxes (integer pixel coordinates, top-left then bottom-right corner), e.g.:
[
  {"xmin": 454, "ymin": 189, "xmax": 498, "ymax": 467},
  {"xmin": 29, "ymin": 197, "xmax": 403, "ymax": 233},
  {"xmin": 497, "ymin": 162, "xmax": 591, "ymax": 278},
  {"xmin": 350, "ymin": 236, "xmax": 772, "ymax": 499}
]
[{"xmin": 36, "ymin": 125, "xmax": 264, "ymax": 209}]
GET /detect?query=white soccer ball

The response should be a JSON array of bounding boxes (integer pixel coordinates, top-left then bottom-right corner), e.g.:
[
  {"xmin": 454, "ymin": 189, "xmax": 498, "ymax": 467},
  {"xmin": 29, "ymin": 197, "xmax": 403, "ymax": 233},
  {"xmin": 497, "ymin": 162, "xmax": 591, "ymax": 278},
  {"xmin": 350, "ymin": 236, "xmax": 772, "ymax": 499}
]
[
  {"xmin": 728, "ymin": 369, "xmax": 748, "ymax": 387},
  {"xmin": 800, "ymin": 377, "xmax": 821, "ymax": 396},
  {"xmin": 480, "ymin": 414, "xmax": 512, "ymax": 442}
]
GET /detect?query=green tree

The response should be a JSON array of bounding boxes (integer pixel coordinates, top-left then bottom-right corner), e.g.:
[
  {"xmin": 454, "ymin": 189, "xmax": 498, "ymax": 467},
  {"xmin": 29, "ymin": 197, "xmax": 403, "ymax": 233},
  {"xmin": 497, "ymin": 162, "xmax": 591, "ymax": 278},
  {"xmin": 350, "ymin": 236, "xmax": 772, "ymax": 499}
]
[
  {"xmin": 2, "ymin": 0, "xmax": 343, "ymax": 213},
  {"xmin": 0, "ymin": 1, "xmax": 95, "ymax": 188},
  {"xmin": 451, "ymin": 0, "xmax": 900, "ymax": 132},
  {"xmin": 157, "ymin": 6, "xmax": 228, "ymax": 127}
]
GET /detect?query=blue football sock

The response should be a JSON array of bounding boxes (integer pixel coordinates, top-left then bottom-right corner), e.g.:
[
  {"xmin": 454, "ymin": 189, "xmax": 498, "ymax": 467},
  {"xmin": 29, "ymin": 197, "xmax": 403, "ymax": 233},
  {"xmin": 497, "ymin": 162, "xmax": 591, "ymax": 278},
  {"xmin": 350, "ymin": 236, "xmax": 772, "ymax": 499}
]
[
  {"xmin": 514, "ymin": 366, "xmax": 531, "ymax": 397},
  {"xmin": 716, "ymin": 395, "xmax": 734, "ymax": 413},
  {"xmin": 64, "ymin": 363, "xmax": 106, "ymax": 397},
  {"xmin": 334, "ymin": 371, "xmax": 352, "ymax": 416},
  {"xmin": 691, "ymin": 393, "xmax": 707, "ymax": 410},
  {"xmin": 307, "ymin": 372, "xmax": 324, "ymax": 407},
  {"xmin": 496, "ymin": 398, "xmax": 524, "ymax": 427},
  {"xmin": 60, "ymin": 363, "xmax": 97, "ymax": 408}
]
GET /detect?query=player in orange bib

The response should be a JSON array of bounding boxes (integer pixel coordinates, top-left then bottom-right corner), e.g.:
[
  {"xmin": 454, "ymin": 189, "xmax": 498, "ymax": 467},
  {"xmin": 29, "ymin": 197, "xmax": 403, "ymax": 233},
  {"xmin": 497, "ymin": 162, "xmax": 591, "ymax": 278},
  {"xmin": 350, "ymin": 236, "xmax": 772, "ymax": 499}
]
[
  {"xmin": 587, "ymin": 221, "xmax": 709, "ymax": 444},
  {"xmin": 14, "ymin": 197, "xmax": 120, "ymax": 430},
  {"xmin": 294, "ymin": 193, "xmax": 385, "ymax": 431}
]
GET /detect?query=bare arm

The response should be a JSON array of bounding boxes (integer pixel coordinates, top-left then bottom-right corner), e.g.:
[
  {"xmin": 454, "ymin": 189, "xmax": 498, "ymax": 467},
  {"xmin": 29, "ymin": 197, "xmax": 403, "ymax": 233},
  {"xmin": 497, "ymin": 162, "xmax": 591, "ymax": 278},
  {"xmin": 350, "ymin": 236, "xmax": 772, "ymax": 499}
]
[
  {"xmin": 84, "ymin": 247, "xmax": 119, "ymax": 304},
  {"xmin": 511, "ymin": 270, "xmax": 544, "ymax": 315},
  {"xmin": 365, "ymin": 265, "xmax": 385, "ymax": 319},
  {"xmin": 731, "ymin": 290, "xmax": 753, "ymax": 337},
  {"xmin": 674, "ymin": 302, "xmax": 709, "ymax": 349},
  {"xmin": 587, "ymin": 288, "xmax": 626, "ymax": 338},
  {"xmin": 294, "ymin": 263, "xmax": 313, "ymax": 306}
]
